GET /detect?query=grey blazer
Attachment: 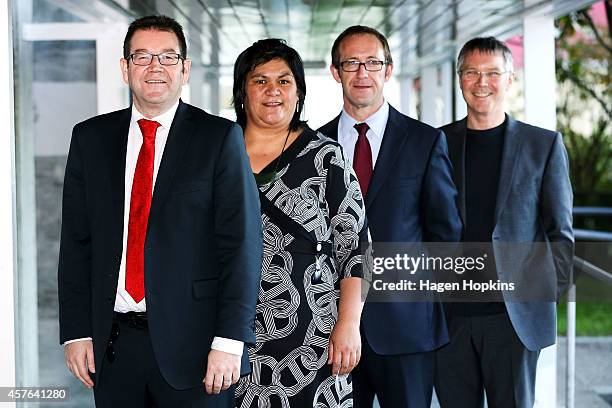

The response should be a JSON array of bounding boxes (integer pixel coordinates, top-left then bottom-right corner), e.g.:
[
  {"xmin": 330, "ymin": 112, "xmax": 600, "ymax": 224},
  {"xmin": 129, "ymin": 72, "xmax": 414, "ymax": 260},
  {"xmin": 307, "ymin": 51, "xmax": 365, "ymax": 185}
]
[{"xmin": 441, "ymin": 114, "xmax": 574, "ymax": 351}]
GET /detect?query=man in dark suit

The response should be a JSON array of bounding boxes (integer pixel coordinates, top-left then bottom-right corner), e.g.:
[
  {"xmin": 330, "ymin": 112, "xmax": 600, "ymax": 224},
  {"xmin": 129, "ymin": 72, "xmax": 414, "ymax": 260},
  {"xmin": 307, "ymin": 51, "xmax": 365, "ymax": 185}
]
[
  {"xmin": 434, "ymin": 37, "xmax": 574, "ymax": 408},
  {"xmin": 318, "ymin": 25, "xmax": 462, "ymax": 407},
  {"xmin": 58, "ymin": 15, "xmax": 262, "ymax": 407}
]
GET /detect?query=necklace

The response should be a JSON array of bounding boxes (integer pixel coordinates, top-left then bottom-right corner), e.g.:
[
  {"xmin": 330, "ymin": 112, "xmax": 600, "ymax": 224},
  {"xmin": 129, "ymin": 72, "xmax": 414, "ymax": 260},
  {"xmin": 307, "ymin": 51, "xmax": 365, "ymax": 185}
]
[{"xmin": 253, "ymin": 129, "xmax": 292, "ymax": 187}]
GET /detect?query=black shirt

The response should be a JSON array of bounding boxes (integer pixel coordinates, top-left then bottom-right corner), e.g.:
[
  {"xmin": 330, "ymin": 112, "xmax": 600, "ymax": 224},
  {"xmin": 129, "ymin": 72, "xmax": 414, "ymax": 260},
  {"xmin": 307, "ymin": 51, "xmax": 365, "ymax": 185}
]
[{"xmin": 455, "ymin": 119, "xmax": 507, "ymax": 316}]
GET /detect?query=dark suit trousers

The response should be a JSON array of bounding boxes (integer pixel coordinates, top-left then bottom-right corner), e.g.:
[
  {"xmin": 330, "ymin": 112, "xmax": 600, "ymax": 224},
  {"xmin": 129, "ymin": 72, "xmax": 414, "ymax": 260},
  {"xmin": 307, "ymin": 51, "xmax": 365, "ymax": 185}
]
[
  {"xmin": 353, "ymin": 332, "xmax": 435, "ymax": 408},
  {"xmin": 93, "ymin": 318, "xmax": 234, "ymax": 408},
  {"xmin": 434, "ymin": 311, "xmax": 539, "ymax": 408}
]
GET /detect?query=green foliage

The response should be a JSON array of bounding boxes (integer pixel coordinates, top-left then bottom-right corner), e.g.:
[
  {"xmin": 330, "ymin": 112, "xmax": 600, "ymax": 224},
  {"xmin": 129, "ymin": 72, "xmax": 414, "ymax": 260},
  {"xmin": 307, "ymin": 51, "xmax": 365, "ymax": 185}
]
[
  {"xmin": 557, "ymin": 266, "xmax": 612, "ymax": 336},
  {"xmin": 558, "ymin": 302, "xmax": 612, "ymax": 336},
  {"xmin": 555, "ymin": 6, "xmax": 611, "ymax": 193}
]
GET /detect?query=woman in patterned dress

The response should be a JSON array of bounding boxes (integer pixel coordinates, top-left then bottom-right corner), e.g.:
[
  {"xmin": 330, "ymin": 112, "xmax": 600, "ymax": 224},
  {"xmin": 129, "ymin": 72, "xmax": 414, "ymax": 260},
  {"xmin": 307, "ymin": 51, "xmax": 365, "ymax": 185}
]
[{"xmin": 233, "ymin": 39, "xmax": 369, "ymax": 408}]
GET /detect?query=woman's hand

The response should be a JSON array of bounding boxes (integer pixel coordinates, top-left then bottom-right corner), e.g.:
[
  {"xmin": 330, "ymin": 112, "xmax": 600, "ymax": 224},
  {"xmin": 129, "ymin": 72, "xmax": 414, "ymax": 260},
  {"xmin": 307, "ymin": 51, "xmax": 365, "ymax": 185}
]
[{"xmin": 328, "ymin": 318, "xmax": 361, "ymax": 375}]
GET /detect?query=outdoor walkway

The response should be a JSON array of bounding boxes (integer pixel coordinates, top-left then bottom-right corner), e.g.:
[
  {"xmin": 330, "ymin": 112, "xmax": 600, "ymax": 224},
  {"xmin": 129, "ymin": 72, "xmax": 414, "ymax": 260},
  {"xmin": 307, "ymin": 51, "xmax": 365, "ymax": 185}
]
[{"xmin": 37, "ymin": 309, "xmax": 612, "ymax": 408}]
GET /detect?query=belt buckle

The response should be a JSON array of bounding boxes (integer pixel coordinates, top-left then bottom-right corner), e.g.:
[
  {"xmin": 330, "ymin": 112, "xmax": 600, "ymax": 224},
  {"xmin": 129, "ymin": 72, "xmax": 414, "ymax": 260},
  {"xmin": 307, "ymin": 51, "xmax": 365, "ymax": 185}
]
[{"xmin": 127, "ymin": 312, "xmax": 147, "ymax": 329}]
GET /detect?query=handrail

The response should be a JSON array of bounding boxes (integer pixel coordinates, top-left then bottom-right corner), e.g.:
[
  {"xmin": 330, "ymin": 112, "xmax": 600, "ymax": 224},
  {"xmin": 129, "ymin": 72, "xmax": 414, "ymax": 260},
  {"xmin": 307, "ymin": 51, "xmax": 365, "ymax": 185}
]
[
  {"xmin": 573, "ymin": 229, "xmax": 612, "ymax": 241},
  {"xmin": 573, "ymin": 256, "xmax": 612, "ymax": 284},
  {"xmin": 573, "ymin": 207, "xmax": 612, "ymax": 216},
  {"xmin": 566, "ymin": 256, "xmax": 611, "ymax": 408}
]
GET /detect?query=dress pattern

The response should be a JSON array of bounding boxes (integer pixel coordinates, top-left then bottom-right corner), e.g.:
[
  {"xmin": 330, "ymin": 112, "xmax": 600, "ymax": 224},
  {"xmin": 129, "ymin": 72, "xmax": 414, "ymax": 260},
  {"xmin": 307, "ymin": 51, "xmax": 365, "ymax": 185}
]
[{"xmin": 235, "ymin": 127, "xmax": 368, "ymax": 408}]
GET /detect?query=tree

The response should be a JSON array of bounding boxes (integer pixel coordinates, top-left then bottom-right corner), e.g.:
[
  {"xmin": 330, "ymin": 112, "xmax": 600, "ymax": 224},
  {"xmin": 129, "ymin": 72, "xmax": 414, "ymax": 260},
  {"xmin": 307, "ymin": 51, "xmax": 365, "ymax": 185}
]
[{"xmin": 555, "ymin": 1, "xmax": 611, "ymax": 195}]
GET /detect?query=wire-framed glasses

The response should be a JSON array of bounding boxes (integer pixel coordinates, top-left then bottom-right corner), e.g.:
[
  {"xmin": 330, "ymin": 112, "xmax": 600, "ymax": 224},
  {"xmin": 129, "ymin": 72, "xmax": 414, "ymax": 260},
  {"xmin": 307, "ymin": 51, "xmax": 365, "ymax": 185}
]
[{"xmin": 459, "ymin": 69, "xmax": 509, "ymax": 81}]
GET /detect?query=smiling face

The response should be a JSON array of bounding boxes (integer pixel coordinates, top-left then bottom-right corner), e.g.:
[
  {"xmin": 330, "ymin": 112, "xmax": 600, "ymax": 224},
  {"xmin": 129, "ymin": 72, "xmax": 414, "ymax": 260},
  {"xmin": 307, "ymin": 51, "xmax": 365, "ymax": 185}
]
[
  {"xmin": 120, "ymin": 29, "xmax": 191, "ymax": 118},
  {"xmin": 244, "ymin": 58, "xmax": 299, "ymax": 131},
  {"xmin": 331, "ymin": 33, "xmax": 393, "ymax": 120},
  {"xmin": 459, "ymin": 50, "xmax": 512, "ymax": 129}
]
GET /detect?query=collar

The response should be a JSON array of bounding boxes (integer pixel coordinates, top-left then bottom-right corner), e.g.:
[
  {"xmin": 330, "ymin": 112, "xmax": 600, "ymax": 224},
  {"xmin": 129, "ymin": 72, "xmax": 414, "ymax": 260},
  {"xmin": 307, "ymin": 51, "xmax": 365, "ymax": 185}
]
[
  {"xmin": 339, "ymin": 100, "xmax": 389, "ymax": 140},
  {"xmin": 130, "ymin": 100, "xmax": 180, "ymax": 130}
]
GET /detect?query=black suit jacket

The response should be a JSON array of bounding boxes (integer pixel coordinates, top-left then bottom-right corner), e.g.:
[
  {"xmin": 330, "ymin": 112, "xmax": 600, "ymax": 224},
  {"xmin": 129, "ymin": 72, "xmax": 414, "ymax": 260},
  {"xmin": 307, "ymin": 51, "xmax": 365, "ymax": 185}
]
[
  {"xmin": 58, "ymin": 100, "xmax": 263, "ymax": 389},
  {"xmin": 441, "ymin": 115, "xmax": 574, "ymax": 350},
  {"xmin": 318, "ymin": 105, "xmax": 462, "ymax": 354}
]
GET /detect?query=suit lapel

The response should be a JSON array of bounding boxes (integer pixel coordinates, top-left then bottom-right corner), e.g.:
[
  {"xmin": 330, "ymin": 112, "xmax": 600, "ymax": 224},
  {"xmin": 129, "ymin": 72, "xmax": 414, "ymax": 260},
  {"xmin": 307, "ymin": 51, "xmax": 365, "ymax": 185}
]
[
  {"xmin": 365, "ymin": 106, "xmax": 408, "ymax": 208},
  {"xmin": 494, "ymin": 115, "xmax": 523, "ymax": 224},
  {"xmin": 320, "ymin": 114, "xmax": 340, "ymax": 141},
  {"xmin": 446, "ymin": 119, "xmax": 467, "ymax": 225},
  {"xmin": 108, "ymin": 108, "xmax": 131, "ymax": 243},
  {"xmin": 147, "ymin": 100, "xmax": 195, "ymax": 231}
]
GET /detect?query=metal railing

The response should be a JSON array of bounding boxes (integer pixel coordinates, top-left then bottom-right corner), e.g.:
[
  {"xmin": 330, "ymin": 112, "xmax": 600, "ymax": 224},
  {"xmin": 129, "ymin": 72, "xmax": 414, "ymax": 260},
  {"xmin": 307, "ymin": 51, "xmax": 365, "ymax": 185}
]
[
  {"xmin": 566, "ymin": 256, "xmax": 612, "ymax": 408},
  {"xmin": 565, "ymin": 207, "xmax": 612, "ymax": 408}
]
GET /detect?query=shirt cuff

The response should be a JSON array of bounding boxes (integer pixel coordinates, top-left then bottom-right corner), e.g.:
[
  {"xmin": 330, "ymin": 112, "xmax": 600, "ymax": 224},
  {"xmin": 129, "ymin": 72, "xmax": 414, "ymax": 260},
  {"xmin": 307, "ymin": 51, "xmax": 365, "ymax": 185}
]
[
  {"xmin": 211, "ymin": 337, "xmax": 243, "ymax": 356},
  {"xmin": 63, "ymin": 337, "xmax": 92, "ymax": 346}
]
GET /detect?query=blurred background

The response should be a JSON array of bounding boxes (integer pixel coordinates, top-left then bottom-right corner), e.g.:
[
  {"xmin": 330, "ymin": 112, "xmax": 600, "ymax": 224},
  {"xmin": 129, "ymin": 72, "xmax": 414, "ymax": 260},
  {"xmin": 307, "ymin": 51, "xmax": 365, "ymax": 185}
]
[{"xmin": 1, "ymin": 0, "xmax": 610, "ymax": 407}]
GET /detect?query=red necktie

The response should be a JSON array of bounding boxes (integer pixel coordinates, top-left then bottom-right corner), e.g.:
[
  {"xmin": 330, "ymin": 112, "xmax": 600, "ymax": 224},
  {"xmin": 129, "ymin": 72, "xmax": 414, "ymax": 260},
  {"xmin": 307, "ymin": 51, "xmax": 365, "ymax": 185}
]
[
  {"xmin": 125, "ymin": 119, "xmax": 160, "ymax": 303},
  {"xmin": 353, "ymin": 122, "xmax": 373, "ymax": 197}
]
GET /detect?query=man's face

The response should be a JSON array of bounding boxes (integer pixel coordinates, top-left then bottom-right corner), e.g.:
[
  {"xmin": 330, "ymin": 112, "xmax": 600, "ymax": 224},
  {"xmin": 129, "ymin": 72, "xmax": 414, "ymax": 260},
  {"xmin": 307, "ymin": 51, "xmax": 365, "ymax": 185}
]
[
  {"xmin": 120, "ymin": 29, "xmax": 191, "ymax": 116},
  {"xmin": 331, "ymin": 34, "xmax": 393, "ymax": 112},
  {"xmin": 459, "ymin": 50, "xmax": 512, "ymax": 121}
]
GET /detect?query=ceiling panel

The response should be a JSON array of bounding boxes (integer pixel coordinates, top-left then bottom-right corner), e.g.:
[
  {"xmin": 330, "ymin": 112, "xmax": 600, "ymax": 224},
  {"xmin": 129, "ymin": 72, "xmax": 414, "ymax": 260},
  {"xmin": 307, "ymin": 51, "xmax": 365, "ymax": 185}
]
[{"xmin": 45, "ymin": 0, "xmax": 599, "ymax": 74}]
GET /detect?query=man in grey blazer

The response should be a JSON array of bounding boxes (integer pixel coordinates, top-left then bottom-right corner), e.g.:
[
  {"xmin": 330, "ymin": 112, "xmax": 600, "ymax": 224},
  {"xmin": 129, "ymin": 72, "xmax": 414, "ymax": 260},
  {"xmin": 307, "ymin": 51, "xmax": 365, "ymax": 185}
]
[{"xmin": 434, "ymin": 37, "xmax": 574, "ymax": 408}]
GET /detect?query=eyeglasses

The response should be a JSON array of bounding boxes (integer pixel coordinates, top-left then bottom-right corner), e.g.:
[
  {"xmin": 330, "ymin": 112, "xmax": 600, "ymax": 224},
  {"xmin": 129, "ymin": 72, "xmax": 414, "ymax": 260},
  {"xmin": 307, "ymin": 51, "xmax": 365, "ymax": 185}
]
[
  {"xmin": 459, "ymin": 69, "xmax": 509, "ymax": 81},
  {"xmin": 339, "ymin": 59, "xmax": 387, "ymax": 72},
  {"xmin": 128, "ymin": 52, "xmax": 183, "ymax": 66}
]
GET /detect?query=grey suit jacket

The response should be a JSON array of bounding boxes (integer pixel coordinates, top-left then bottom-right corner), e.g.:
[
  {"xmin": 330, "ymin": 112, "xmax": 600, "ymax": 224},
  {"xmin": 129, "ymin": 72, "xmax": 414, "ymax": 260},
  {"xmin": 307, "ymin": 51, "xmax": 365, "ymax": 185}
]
[{"xmin": 442, "ymin": 114, "xmax": 574, "ymax": 351}]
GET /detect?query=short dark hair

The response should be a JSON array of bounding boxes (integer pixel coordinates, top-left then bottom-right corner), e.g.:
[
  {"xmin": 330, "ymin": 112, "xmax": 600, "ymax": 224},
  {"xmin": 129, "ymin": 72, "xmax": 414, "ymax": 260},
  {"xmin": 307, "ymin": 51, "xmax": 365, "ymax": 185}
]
[
  {"xmin": 457, "ymin": 37, "xmax": 514, "ymax": 73},
  {"xmin": 123, "ymin": 15, "xmax": 187, "ymax": 60},
  {"xmin": 331, "ymin": 25, "xmax": 393, "ymax": 68},
  {"xmin": 233, "ymin": 39, "xmax": 307, "ymax": 131}
]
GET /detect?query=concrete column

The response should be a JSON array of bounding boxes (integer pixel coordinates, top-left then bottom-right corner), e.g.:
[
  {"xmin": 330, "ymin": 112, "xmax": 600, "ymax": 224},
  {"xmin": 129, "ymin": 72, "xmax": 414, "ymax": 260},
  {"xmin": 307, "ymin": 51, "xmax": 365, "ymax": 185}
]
[
  {"xmin": 418, "ymin": 0, "xmax": 454, "ymax": 127},
  {"xmin": 398, "ymin": 2, "xmax": 416, "ymax": 116},
  {"xmin": 206, "ymin": 4, "xmax": 221, "ymax": 116},
  {"xmin": 523, "ymin": 3, "xmax": 557, "ymax": 407},
  {"xmin": 439, "ymin": 61, "xmax": 453, "ymax": 125},
  {"xmin": 420, "ymin": 62, "xmax": 453, "ymax": 127},
  {"xmin": 420, "ymin": 65, "xmax": 437, "ymax": 126},
  {"xmin": 0, "ymin": 1, "xmax": 17, "ymax": 404},
  {"xmin": 523, "ymin": 3, "xmax": 556, "ymax": 129},
  {"xmin": 13, "ymin": 0, "xmax": 39, "ymax": 394}
]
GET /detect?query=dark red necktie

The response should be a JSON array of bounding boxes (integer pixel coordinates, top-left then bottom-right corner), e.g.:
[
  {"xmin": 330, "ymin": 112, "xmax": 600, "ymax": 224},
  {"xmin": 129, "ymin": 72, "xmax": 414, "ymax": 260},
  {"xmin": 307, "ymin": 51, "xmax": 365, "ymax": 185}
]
[
  {"xmin": 125, "ymin": 119, "xmax": 160, "ymax": 303},
  {"xmin": 353, "ymin": 122, "xmax": 373, "ymax": 197}
]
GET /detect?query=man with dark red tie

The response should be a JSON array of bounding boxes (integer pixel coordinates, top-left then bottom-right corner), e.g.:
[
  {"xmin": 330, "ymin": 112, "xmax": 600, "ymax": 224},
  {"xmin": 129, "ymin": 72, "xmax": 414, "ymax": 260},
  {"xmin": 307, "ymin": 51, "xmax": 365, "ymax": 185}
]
[
  {"xmin": 58, "ymin": 15, "xmax": 262, "ymax": 407},
  {"xmin": 318, "ymin": 26, "xmax": 462, "ymax": 407}
]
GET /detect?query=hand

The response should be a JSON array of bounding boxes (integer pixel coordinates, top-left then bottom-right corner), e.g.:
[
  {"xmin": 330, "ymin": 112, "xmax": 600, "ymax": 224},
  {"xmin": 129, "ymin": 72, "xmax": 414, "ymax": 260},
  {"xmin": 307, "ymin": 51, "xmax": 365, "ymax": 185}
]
[
  {"xmin": 64, "ymin": 340, "xmax": 95, "ymax": 388},
  {"xmin": 203, "ymin": 349, "xmax": 240, "ymax": 394},
  {"xmin": 328, "ymin": 319, "xmax": 361, "ymax": 375}
]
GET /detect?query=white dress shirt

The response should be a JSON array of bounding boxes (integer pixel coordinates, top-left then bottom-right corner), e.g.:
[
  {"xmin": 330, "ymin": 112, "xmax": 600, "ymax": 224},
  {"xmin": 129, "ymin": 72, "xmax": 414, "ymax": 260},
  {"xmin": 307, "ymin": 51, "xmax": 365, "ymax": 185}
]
[
  {"xmin": 337, "ymin": 101, "xmax": 389, "ymax": 167},
  {"xmin": 65, "ymin": 101, "xmax": 243, "ymax": 356}
]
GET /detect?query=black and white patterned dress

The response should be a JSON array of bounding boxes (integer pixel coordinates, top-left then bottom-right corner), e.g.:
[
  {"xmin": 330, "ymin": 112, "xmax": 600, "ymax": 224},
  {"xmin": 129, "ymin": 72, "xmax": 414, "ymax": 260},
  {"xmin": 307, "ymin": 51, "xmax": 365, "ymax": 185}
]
[{"xmin": 235, "ymin": 126, "xmax": 368, "ymax": 408}]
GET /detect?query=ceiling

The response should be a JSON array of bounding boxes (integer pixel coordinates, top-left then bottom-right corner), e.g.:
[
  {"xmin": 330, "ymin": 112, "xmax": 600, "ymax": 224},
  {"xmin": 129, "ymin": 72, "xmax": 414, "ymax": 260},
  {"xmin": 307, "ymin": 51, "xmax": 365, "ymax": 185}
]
[{"xmin": 42, "ymin": 0, "xmax": 597, "ymax": 75}]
